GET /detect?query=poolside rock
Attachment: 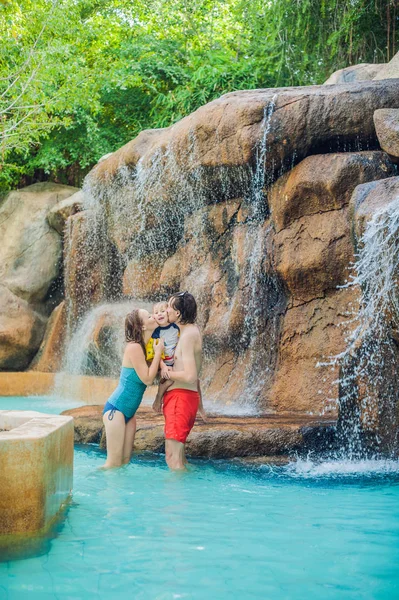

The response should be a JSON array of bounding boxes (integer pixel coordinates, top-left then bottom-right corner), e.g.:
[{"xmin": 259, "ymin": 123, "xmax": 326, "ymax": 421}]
[
  {"xmin": 93, "ymin": 80, "xmax": 399, "ymax": 184},
  {"xmin": 0, "ymin": 285, "xmax": 47, "ymax": 370},
  {"xmin": 373, "ymin": 109, "xmax": 399, "ymax": 163},
  {"xmin": 265, "ymin": 151, "xmax": 397, "ymax": 413},
  {"xmin": 274, "ymin": 208, "xmax": 353, "ymax": 304},
  {"xmin": 324, "ymin": 63, "xmax": 385, "ymax": 84},
  {"xmin": 62, "ymin": 405, "xmax": 336, "ymax": 458}
]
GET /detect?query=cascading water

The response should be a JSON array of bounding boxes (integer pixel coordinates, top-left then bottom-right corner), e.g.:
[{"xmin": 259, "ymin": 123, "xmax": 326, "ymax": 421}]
[
  {"xmin": 56, "ymin": 95, "xmax": 287, "ymax": 413},
  {"xmin": 215, "ymin": 97, "xmax": 287, "ymax": 406},
  {"xmin": 331, "ymin": 194, "xmax": 399, "ymax": 456}
]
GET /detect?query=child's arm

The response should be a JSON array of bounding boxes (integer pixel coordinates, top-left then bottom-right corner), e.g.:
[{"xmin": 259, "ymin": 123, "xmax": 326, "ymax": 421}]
[
  {"xmin": 197, "ymin": 379, "xmax": 207, "ymax": 422},
  {"xmin": 159, "ymin": 359, "xmax": 171, "ymax": 380}
]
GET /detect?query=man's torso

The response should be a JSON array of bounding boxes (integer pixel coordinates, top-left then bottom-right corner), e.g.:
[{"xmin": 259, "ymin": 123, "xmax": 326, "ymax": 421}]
[{"xmin": 169, "ymin": 324, "xmax": 202, "ymax": 392}]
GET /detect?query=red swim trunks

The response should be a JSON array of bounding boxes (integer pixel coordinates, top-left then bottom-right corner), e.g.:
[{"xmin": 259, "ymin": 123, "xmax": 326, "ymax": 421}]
[{"xmin": 163, "ymin": 388, "xmax": 200, "ymax": 444}]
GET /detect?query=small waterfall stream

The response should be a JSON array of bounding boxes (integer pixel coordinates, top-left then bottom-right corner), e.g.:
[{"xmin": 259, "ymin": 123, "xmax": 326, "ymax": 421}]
[
  {"xmin": 334, "ymin": 194, "xmax": 399, "ymax": 456},
  {"xmin": 56, "ymin": 97, "xmax": 285, "ymax": 413}
]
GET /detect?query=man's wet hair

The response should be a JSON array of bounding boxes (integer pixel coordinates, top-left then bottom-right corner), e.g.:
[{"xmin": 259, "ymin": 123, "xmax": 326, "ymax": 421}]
[{"xmin": 170, "ymin": 291, "xmax": 197, "ymax": 324}]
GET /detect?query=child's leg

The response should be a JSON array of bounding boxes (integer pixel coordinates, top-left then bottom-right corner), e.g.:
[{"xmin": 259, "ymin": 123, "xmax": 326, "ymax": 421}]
[{"xmin": 152, "ymin": 378, "xmax": 173, "ymax": 413}]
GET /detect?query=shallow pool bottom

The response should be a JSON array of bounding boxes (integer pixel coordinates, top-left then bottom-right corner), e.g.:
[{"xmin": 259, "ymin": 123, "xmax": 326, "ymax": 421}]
[{"xmin": 1, "ymin": 445, "xmax": 399, "ymax": 599}]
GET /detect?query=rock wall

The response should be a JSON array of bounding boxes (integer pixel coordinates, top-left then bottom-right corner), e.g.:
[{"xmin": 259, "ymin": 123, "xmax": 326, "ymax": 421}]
[
  {"xmin": 0, "ymin": 183, "xmax": 78, "ymax": 370},
  {"xmin": 2, "ymin": 63, "xmax": 399, "ymax": 431},
  {"xmin": 70, "ymin": 78, "xmax": 399, "ymax": 415}
]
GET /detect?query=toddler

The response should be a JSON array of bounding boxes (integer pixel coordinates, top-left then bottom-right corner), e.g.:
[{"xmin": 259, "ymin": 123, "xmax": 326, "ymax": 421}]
[
  {"xmin": 146, "ymin": 302, "xmax": 179, "ymax": 411},
  {"xmin": 148, "ymin": 301, "xmax": 205, "ymax": 419}
]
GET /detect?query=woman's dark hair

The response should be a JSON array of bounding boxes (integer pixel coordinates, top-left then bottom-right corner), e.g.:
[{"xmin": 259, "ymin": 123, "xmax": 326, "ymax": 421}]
[
  {"xmin": 169, "ymin": 291, "xmax": 197, "ymax": 324},
  {"xmin": 125, "ymin": 309, "xmax": 146, "ymax": 354}
]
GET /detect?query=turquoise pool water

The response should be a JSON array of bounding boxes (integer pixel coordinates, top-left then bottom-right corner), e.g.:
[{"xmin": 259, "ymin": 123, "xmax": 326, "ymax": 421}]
[
  {"xmin": 1, "ymin": 398, "xmax": 399, "ymax": 599},
  {"xmin": 0, "ymin": 395, "xmax": 81, "ymax": 414}
]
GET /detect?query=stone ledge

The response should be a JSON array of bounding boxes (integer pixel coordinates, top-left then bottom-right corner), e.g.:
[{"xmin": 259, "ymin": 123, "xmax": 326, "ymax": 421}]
[
  {"xmin": 0, "ymin": 410, "xmax": 74, "ymax": 535},
  {"xmin": 62, "ymin": 405, "xmax": 337, "ymax": 459}
]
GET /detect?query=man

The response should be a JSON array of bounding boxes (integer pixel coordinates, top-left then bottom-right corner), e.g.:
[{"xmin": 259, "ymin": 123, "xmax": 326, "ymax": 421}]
[{"xmin": 162, "ymin": 291, "xmax": 205, "ymax": 469}]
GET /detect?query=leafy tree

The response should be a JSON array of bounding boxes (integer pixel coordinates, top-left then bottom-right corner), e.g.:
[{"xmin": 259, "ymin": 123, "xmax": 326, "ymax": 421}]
[{"xmin": 0, "ymin": 0, "xmax": 397, "ymax": 191}]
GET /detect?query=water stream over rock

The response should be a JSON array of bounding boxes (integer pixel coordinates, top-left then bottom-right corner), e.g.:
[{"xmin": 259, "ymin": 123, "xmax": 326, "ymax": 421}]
[{"xmin": 7, "ymin": 79, "xmax": 399, "ymax": 449}]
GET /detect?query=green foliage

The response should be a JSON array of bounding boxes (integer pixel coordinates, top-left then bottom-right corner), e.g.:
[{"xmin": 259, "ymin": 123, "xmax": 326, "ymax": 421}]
[{"xmin": 0, "ymin": 0, "xmax": 397, "ymax": 191}]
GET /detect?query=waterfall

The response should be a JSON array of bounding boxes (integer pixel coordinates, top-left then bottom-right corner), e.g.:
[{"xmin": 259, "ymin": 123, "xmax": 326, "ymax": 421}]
[
  {"xmin": 334, "ymin": 194, "xmax": 399, "ymax": 456},
  {"xmin": 57, "ymin": 95, "xmax": 288, "ymax": 413}
]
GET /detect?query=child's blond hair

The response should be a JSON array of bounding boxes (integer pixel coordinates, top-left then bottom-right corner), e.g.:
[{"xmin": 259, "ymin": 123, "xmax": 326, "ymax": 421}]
[{"xmin": 153, "ymin": 301, "xmax": 168, "ymax": 313}]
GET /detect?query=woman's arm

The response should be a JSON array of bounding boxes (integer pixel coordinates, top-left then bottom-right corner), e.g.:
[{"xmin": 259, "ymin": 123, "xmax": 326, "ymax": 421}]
[{"xmin": 126, "ymin": 340, "xmax": 164, "ymax": 385}]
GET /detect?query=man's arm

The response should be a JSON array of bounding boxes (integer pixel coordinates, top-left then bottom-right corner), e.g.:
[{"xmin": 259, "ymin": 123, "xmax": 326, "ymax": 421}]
[
  {"xmin": 168, "ymin": 333, "xmax": 198, "ymax": 384},
  {"xmin": 197, "ymin": 379, "xmax": 207, "ymax": 422}
]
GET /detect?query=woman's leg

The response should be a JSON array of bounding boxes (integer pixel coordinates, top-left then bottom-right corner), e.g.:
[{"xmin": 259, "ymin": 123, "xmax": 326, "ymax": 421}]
[
  {"xmin": 122, "ymin": 416, "xmax": 137, "ymax": 464},
  {"xmin": 102, "ymin": 410, "xmax": 126, "ymax": 468}
]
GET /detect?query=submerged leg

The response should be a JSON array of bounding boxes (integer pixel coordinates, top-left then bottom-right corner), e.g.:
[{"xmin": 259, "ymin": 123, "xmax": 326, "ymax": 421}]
[
  {"xmin": 122, "ymin": 416, "xmax": 137, "ymax": 464},
  {"xmin": 102, "ymin": 410, "xmax": 126, "ymax": 468}
]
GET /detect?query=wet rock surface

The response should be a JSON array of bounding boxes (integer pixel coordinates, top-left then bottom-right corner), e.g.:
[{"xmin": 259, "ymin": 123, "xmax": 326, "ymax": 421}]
[
  {"xmin": 350, "ymin": 176, "xmax": 399, "ymax": 240},
  {"xmin": 5, "ymin": 71, "xmax": 399, "ymax": 453},
  {"xmin": 62, "ymin": 405, "xmax": 336, "ymax": 458},
  {"xmin": 373, "ymin": 109, "xmax": 399, "ymax": 163},
  {"xmin": 66, "ymin": 80, "xmax": 399, "ymax": 417},
  {"xmin": 30, "ymin": 301, "xmax": 67, "ymax": 372}
]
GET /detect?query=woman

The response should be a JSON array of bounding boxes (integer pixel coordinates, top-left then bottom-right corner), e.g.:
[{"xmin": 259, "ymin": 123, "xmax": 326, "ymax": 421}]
[{"xmin": 102, "ymin": 308, "xmax": 164, "ymax": 468}]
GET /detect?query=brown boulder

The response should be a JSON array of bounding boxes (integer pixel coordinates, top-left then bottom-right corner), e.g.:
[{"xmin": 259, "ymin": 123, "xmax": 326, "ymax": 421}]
[
  {"xmin": 30, "ymin": 301, "xmax": 67, "ymax": 372},
  {"xmin": 350, "ymin": 176, "xmax": 399, "ymax": 240},
  {"xmin": 88, "ymin": 80, "xmax": 399, "ymax": 257},
  {"xmin": 324, "ymin": 63, "xmax": 385, "ymax": 84},
  {"xmin": 274, "ymin": 208, "xmax": 353, "ymax": 305},
  {"xmin": 373, "ymin": 109, "xmax": 399, "ymax": 163},
  {"xmin": 47, "ymin": 190, "xmax": 84, "ymax": 235},
  {"xmin": 123, "ymin": 258, "xmax": 164, "ymax": 299},
  {"xmin": 93, "ymin": 80, "xmax": 399, "ymax": 182},
  {"xmin": 0, "ymin": 285, "xmax": 47, "ymax": 370},
  {"xmin": 374, "ymin": 51, "xmax": 399, "ymax": 79},
  {"xmin": 269, "ymin": 287, "xmax": 359, "ymax": 414},
  {"xmin": 0, "ymin": 182, "xmax": 78, "ymax": 304},
  {"xmin": 269, "ymin": 151, "xmax": 395, "ymax": 233}
]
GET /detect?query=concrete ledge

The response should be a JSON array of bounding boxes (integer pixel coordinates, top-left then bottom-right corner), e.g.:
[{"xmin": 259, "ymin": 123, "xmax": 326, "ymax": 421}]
[{"xmin": 0, "ymin": 410, "xmax": 74, "ymax": 535}]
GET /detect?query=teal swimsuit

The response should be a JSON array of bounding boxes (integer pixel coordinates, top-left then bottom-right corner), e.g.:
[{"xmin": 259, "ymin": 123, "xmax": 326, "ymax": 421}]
[{"xmin": 103, "ymin": 366, "xmax": 146, "ymax": 422}]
